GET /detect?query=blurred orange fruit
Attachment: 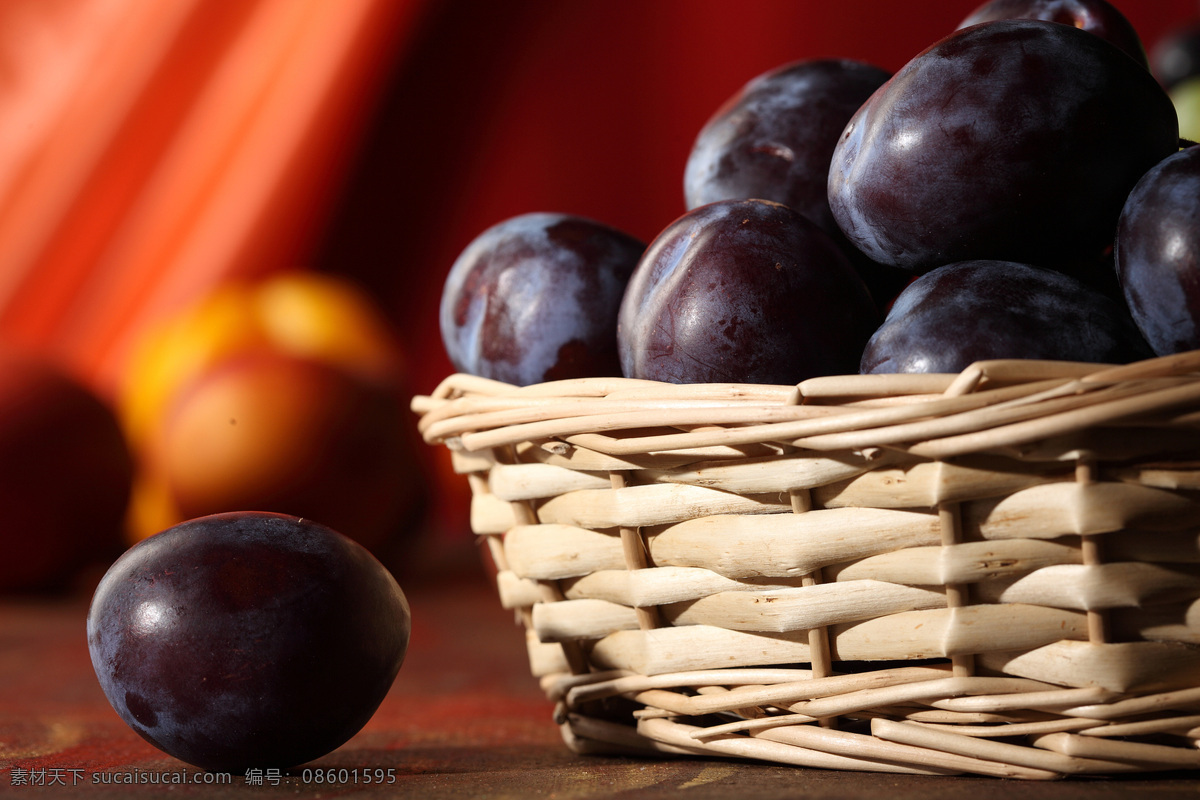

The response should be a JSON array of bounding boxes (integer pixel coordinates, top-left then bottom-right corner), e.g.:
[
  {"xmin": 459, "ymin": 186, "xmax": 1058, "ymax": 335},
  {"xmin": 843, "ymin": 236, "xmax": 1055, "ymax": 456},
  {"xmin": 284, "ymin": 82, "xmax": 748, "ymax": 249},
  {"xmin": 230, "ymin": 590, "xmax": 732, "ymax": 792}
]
[
  {"xmin": 120, "ymin": 271, "xmax": 401, "ymax": 452},
  {"xmin": 156, "ymin": 351, "xmax": 417, "ymax": 555},
  {"xmin": 118, "ymin": 271, "xmax": 425, "ymax": 553}
]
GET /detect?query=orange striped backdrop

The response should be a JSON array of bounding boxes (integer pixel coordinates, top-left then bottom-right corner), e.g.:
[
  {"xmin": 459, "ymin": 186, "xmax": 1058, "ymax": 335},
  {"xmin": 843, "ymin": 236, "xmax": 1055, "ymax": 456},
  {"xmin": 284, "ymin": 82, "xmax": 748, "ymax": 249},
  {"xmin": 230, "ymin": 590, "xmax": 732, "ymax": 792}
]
[{"xmin": 0, "ymin": 0, "xmax": 427, "ymax": 397}]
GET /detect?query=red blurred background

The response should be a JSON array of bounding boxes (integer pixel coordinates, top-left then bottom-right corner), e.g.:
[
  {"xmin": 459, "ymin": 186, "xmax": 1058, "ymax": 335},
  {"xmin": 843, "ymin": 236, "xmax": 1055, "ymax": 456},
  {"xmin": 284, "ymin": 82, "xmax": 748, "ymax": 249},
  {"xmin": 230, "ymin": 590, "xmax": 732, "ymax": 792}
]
[
  {"xmin": 316, "ymin": 0, "xmax": 1200, "ymax": 396},
  {"xmin": 0, "ymin": 0, "xmax": 1196, "ymax": 584}
]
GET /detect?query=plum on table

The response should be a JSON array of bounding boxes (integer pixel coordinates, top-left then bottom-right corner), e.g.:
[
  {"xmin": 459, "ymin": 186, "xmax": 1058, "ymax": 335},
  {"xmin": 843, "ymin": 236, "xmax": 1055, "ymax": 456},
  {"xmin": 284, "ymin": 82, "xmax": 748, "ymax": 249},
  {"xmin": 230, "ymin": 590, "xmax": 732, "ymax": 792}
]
[{"xmin": 87, "ymin": 511, "xmax": 410, "ymax": 773}]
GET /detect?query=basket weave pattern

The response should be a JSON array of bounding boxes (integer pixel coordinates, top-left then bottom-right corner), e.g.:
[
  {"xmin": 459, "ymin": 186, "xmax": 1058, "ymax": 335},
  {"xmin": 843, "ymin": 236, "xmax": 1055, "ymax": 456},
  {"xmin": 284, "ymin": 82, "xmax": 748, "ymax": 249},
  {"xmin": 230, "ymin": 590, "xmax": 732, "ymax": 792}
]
[{"xmin": 413, "ymin": 352, "xmax": 1200, "ymax": 779}]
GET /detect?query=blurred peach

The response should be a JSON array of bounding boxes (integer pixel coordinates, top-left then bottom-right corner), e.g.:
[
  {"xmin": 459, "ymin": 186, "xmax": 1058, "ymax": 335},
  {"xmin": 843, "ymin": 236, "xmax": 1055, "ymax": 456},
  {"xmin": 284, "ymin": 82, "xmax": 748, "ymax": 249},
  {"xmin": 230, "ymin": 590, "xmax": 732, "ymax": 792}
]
[
  {"xmin": 153, "ymin": 351, "xmax": 420, "ymax": 555},
  {"xmin": 120, "ymin": 271, "xmax": 400, "ymax": 452},
  {"xmin": 118, "ymin": 271, "xmax": 426, "ymax": 556},
  {"xmin": 0, "ymin": 348, "xmax": 132, "ymax": 592}
]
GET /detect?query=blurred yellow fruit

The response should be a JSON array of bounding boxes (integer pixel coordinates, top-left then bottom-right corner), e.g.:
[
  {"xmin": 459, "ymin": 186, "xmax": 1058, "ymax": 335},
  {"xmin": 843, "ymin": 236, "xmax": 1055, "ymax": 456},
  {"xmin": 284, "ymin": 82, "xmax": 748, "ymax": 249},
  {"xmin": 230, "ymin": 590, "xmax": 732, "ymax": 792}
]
[
  {"xmin": 120, "ymin": 287, "xmax": 270, "ymax": 452},
  {"xmin": 120, "ymin": 272, "xmax": 400, "ymax": 452},
  {"xmin": 118, "ymin": 271, "xmax": 423, "ymax": 551},
  {"xmin": 156, "ymin": 352, "xmax": 416, "ymax": 555},
  {"xmin": 254, "ymin": 272, "xmax": 402, "ymax": 383},
  {"xmin": 1170, "ymin": 74, "xmax": 1200, "ymax": 144}
]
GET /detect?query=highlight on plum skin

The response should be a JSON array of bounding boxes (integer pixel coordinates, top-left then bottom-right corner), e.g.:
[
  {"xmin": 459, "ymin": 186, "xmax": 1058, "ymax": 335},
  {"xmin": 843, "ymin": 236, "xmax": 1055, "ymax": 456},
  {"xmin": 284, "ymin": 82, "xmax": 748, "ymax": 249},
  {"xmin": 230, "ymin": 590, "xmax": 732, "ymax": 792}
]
[
  {"xmin": 1114, "ymin": 145, "xmax": 1200, "ymax": 356},
  {"xmin": 618, "ymin": 198, "xmax": 880, "ymax": 386},
  {"xmin": 684, "ymin": 58, "xmax": 890, "ymax": 240},
  {"xmin": 439, "ymin": 212, "xmax": 645, "ymax": 387},
  {"xmin": 828, "ymin": 20, "xmax": 1177, "ymax": 278},
  {"xmin": 956, "ymin": 0, "xmax": 1149, "ymax": 69},
  {"xmin": 860, "ymin": 260, "xmax": 1154, "ymax": 375},
  {"xmin": 86, "ymin": 511, "xmax": 411, "ymax": 774},
  {"xmin": 682, "ymin": 57, "xmax": 911, "ymax": 311}
]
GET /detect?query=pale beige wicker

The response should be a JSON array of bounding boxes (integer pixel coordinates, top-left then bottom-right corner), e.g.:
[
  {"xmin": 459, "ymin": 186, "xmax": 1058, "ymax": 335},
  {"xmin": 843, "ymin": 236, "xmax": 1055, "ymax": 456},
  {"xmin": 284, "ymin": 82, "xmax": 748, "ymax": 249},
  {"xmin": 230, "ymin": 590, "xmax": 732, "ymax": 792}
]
[{"xmin": 411, "ymin": 350, "xmax": 1200, "ymax": 779}]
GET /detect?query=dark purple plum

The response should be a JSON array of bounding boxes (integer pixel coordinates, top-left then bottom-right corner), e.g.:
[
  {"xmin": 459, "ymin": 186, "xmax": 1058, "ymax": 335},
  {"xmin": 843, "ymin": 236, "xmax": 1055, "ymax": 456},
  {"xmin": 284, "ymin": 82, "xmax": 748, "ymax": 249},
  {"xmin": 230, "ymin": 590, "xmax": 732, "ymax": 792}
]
[
  {"xmin": 958, "ymin": 0, "xmax": 1148, "ymax": 68},
  {"xmin": 440, "ymin": 212, "xmax": 644, "ymax": 386},
  {"xmin": 87, "ymin": 512, "xmax": 410, "ymax": 773},
  {"xmin": 828, "ymin": 20, "xmax": 1178, "ymax": 277},
  {"xmin": 1115, "ymin": 146, "xmax": 1200, "ymax": 355},
  {"xmin": 860, "ymin": 260, "xmax": 1154, "ymax": 374},
  {"xmin": 683, "ymin": 58, "xmax": 909, "ymax": 311},
  {"xmin": 618, "ymin": 199, "xmax": 879, "ymax": 384},
  {"xmin": 684, "ymin": 59, "xmax": 891, "ymax": 235}
]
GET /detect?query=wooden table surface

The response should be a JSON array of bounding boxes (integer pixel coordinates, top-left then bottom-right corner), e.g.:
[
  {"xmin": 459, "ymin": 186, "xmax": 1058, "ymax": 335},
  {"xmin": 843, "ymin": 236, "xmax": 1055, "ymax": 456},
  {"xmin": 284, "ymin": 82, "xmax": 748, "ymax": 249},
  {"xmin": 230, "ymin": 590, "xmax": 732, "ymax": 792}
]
[{"xmin": 3, "ymin": 552, "xmax": 1199, "ymax": 799}]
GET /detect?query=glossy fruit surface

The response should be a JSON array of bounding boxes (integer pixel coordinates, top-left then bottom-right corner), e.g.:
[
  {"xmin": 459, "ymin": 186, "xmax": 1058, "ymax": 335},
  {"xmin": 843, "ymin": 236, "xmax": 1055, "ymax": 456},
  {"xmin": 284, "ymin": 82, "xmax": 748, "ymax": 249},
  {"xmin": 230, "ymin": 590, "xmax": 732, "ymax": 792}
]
[
  {"xmin": 618, "ymin": 199, "xmax": 878, "ymax": 384},
  {"xmin": 684, "ymin": 58, "xmax": 890, "ymax": 235},
  {"xmin": 682, "ymin": 58, "xmax": 909, "ymax": 310},
  {"xmin": 440, "ymin": 212, "xmax": 644, "ymax": 386},
  {"xmin": 958, "ymin": 0, "xmax": 1148, "ymax": 68},
  {"xmin": 860, "ymin": 260, "xmax": 1154, "ymax": 374},
  {"xmin": 87, "ymin": 511, "xmax": 410, "ymax": 773},
  {"xmin": 1115, "ymin": 146, "xmax": 1200, "ymax": 355},
  {"xmin": 0, "ymin": 349, "xmax": 132, "ymax": 592},
  {"xmin": 828, "ymin": 20, "xmax": 1178, "ymax": 276}
]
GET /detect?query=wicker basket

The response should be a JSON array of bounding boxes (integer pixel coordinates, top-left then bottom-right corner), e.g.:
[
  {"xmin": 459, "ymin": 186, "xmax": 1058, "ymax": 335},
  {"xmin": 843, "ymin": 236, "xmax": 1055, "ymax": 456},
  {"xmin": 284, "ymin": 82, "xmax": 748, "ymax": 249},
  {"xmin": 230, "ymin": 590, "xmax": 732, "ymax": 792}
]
[{"xmin": 411, "ymin": 351, "xmax": 1200, "ymax": 779}]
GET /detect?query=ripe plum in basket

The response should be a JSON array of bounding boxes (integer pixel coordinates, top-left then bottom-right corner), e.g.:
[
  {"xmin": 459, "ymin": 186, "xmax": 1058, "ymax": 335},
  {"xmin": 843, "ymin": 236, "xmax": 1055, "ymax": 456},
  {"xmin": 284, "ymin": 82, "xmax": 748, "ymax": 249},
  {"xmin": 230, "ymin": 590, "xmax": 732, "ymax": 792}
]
[
  {"xmin": 860, "ymin": 260, "xmax": 1154, "ymax": 374},
  {"xmin": 1115, "ymin": 145, "xmax": 1200, "ymax": 355},
  {"xmin": 957, "ymin": 0, "xmax": 1148, "ymax": 68},
  {"xmin": 87, "ymin": 512, "xmax": 410, "ymax": 773},
  {"xmin": 828, "ymin": 20, "xmax": 1178, "ymax": 277},
  {"xmin": 618, "ymin": 198, "xmax": 879, "ymax": 385},
  {"xmin": 440, "ymin": 212, "xmax": 644, "ymax": 386},
  {"xmin": 684, "ymin": 58, "xmax": 890, "ymax": 238},
  {"xmin": 683, "ymin": 58, "xmax": 909, "ymax": 310}
]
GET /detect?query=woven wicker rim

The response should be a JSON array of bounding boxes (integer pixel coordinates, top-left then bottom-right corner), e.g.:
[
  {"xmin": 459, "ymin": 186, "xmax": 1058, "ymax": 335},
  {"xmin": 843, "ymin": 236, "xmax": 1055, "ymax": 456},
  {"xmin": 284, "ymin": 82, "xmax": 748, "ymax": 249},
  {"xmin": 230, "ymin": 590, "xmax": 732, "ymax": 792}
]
[{"xmin": 413, "ymin": 351, "xmax": 1200, "ymax": 779}]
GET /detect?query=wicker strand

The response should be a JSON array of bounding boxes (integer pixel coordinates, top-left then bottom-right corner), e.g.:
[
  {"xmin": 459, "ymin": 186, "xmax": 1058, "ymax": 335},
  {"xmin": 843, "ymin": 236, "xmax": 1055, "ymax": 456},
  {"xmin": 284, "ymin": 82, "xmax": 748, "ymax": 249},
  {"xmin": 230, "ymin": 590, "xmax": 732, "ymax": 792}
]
[
  {"xmin": 612, "ymin": 470, "xmax": 662, "ymax": 631},
  {"xmin": 468, "ymin": 470, "xmax": 510, "ymax": 573},
  {"xmin": 790, "ymin": 486, "xmax": 838, "ymax": 727},
  {"xmin": 1076, "ymin": 456, "xmax": 1110, "ymax": 646},
  {"xmin": 787, "ymin": 383, "xmax": 836, "ymax": 720},
  {"xmin": 414, "ymin": 352, "xmax": 1200, "ymax": 779},
  {"xmin": 938, "ymin": 502, "xmax": 975, "ymax": 678},
  {"xmin": 503, "ymin": 446, "xmax": 590, "ymax": 676}
]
